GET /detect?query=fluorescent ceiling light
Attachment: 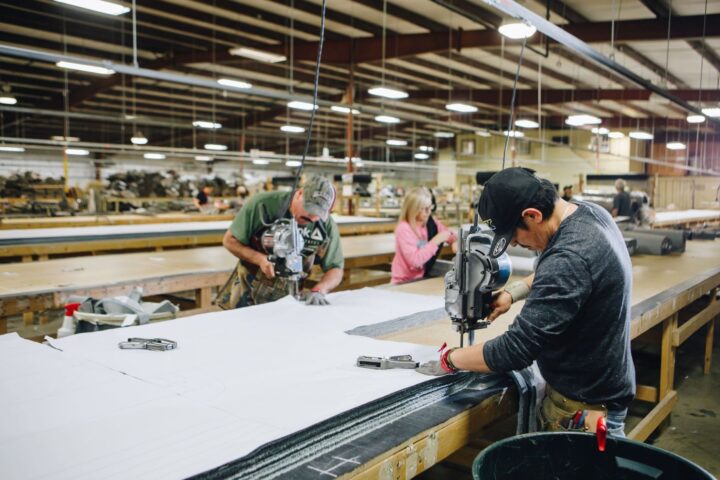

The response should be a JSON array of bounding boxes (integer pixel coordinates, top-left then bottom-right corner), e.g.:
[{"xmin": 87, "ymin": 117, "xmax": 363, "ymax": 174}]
[
  {"xmin": 475, "ymin": 130, "xmax": 491, "ymax": 137},
  {"xmin": 192, "ymin": 120, "xmax": 222, "ymax": 129},
  {"xmin": 51, "ymin": 135, "xmax": 80, "ymax": 142},
  {"xmin": 686, "ymin": 114, "xmax": 705, "ymax": 124},
  {"xmin": 331, "ymin": 105, "xmax": 360, "ymax": 114},
  {"xmin": 368, "ymin": 87, "xmax": 408, "ymax": 99},
  {"xmin": 414, "ymin": 153, "xmax": 429, "ymax": 160},
  {"xmin": 65, "ymin": 148, "xmax": 89, "ymax": 156},
  {"xmin": 286, "ymin": 160, "xmax": 302, "ymax": 167},
  {"xmin": 56, "ymin": 61, "xmax": 114, "ymax": 75},
  {"xmin": 0, "ymin": 96, "xmax": 17, "ymax": 105},
  {"xmin": 144, "ymin": 153, "xmax": 166, "ymax": 159},
  {"xmin": 344, "ymin": 156, "xmax": 362, "ymax": 164},
  {"xmin": 418, "ymin": 145, "xmax": 434, "ymax": 152},
  {"xmin": 386, "ymin": 139, "xmax": 408, "ymax": 146},
  {"xmin": 591, "ymin": 127, "xmax": 609, "ymax": 135},
  {"xmin": 666, "ymin": 142, "xmax": 686, "ymax": 150},
  {"xmin": 130, "ymin": 133, "xmax": 148, "ymax": 145},
  {"xmin": 503, "ymin": 130, "xmax": 524, "ymax": 138},
  {"xmin": 565, "ymin": 114, "xmax": 602, "ymax": 126},
  {"xmin": 0, "ymin": 146, "xmax": 25, "ymax": 152},
  {"xmin": 608, "ymin": 131, "xmax": 625, "ymax": 139},
  {"xmin": 229, "ymin": 47, "xmax": 286, "ymax": 63},
  {"xmin": 217, "ymin": 78, "xmax": 252, "ymax": 89},
  {"xmin": 445, "ymin": 103, "xmax": 478, "ymax": 113},
  {"xmin": 629, "ymin": 131, "xmax": 653, "ymax": 140},
  {"xmin": 287, "ymin": 101, "xmax": 318, "ymax": 111},
  {"xmin": 375, "ymin": 115, "xmax": 400, "ymax": 124},
  {"xmin": 54, "ymin": 0, "xmax": 130, "ymax": 15},
  {"xmin": 498, "ymin": 22, "xmax": 537, "ymax": 39},
  {"xmin": 515, "ymin": 119, "xmax": 539, "ymax": 129},
  {"xmin": 701, "ymin": 107, "xmax": 720, "ymax": 117},
  {"xmin": 433, "ymin": 132, "xmax": 455, "ymax": 138},
  {"xmin": 204, "ymin": 143, "xmax": 227, "ymax": 151},
  {"xmin": 195, "ymin": 155, "xmax": 212, "ymax": 161},
  {"xmin": 280, "ymin": 125, "xmax": 305, "ymax": 133},
  {"xmin": 252, "ymin": 158, "xmax": 270, "ymax": 165}
]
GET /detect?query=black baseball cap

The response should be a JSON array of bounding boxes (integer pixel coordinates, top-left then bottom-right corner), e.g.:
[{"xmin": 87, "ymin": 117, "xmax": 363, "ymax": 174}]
[{"xmin": 477, "ymin": 167, "xmax": 543, "ymax": 258}]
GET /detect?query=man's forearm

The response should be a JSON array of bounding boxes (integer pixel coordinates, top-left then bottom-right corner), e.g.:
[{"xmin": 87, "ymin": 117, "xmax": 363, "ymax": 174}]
[
  {"xmin": 223, "ymin": 230, "xmax": 266, "ymax": 266},
  {"xmin": 313, "ymin": 267, "xmax": 343, "ymax": 294},
  {"xmin": 450, "ymin": 343, "xmax": 492, "ymax": 373}
]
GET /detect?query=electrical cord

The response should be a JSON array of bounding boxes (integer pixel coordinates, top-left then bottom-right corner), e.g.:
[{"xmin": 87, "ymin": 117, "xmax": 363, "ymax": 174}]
[
  {"xmin": 501, "ymin": 37, "xmax": 527, "ymax": 170},
  {"xmin": 289, "ymin": 0, "xmax": 328, "ymax": 197}
]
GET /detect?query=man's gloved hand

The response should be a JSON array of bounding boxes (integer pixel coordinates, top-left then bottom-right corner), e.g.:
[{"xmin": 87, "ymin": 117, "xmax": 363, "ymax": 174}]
[
  {"xmin": 415, "ymin": 361, "xmax": 450, "ymax": 376},
  {"xmin": 305, "ymin": 290, "xmax": 330, "ymax": 306},
  {"xmin": 416, "ymin": 346, "xmax": 459, "ymax": 376}
]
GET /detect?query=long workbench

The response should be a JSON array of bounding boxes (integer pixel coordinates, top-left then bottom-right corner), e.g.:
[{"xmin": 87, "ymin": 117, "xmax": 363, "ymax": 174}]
[
  {"xmin": 0, "ymin": 212, "xmax": 235, "ymax": 229},
  {"xmin": 0, "ymin": 233, "xmax": 442, "ymax": 334},
  {"xmin": 0, "ymin": 215, "xmax": 398, "ymax": 262}
]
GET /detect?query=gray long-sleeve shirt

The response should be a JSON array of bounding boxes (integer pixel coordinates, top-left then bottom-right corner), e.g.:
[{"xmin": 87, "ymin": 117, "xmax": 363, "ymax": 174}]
[{"xmin": 484, "ymin": 201, "xmax": 636, "ymax": 408}]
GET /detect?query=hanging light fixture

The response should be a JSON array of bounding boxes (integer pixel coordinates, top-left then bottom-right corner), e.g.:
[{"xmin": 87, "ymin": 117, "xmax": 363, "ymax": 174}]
[
  {"xmin": 629, "ymin": 131, "xmax": 653, "ymax": 140},
  {"xmin": 280, "ymin": 125, "xmax": 305, "ymax": 133},
  {"xmin": 195, "ymin": 155, "xmax": 213, "ymax": 161},
  {"xmin": 591, "ymin": 127, "xmax": 609, "ymax": 135},
  {"xmin": 666, "ymin": 142, "xmax": 686, "ymax": 150},
  {"xmin": 0, "ymin": 86, "xmax": 16, "ymax": 105},
  {"xmin": 445, "ymin": 103, "xmax": 478, "ymax": 113},
  {"xmin": 56, "ymin": 61, "xmax": 115, "ymax": 75},
  {"xmin": 192, "ymin": 120, "xmax": 222, "ymax": 129},
  {"xmin": 331, "ymin": 105, "xmax": 360, "ymax": 114},
  {"xmin": 228, "ymin": 47, "xmax": 286, "ymax": 63},
  {"xmin": 217, "ymin": 78, "xmax": 252, "ymax": 89},
  {"xmin": 701, "ymin": 107, "xmax": 720, "ymax": 117},
  {"xmin": 144, "ymin": 153, "xmax": 166, "ymax": 159},
  {"xmin": 414, "ymin": 153, "xmax": 429, "ymax": 160},
  {"xmin": 65, "ymin": 148, "xmax": 90, "ymax": 156},
  {"xmin": 686, "ymin": 114, "xmax": 705, "ymax": 124},
  {"xmin": 204, "ymin": 144, "xmax": 227, "ymax": 151},
  {"xmin": 54, "ymin": 0, "xmax": 130, "ymax": 16},
  {"xmin": 565, "ymin": 114, "xmax": 602, "ymax": 126},
  {"xmin": 0, "ymin": 146, "xmax": 25, "ymax": 152},
  {"xmin": 608, "ymin": 132, "xmax": 625, "ymax": 139},
  {"xmin": 130, "ymin": 132, "xmax": 148, "ymax": 145},
  {"xmin": 368, "ymin": 87, "xmax": 408, "ymax": 100},
  {"xmin": 498, "ymin": 22, "xmax": 537, "ymax": 39},
  {"xmin": 433, "ymin": 132, "xmax": 455, "ymax": 138},
  {"xmin": 515, "ymin": 119, "xmax": 539, "ymax": 129},
  {"xmin": 286, "ymin": 160, "xmax": 302, "ymax": 167},
  {"xmin": 386, "ymin": 139, "xmax": 408, "ymax": 146},
  {"xmin": 375, "ymin": 115, "xmax": 401, "ymax": 124}
]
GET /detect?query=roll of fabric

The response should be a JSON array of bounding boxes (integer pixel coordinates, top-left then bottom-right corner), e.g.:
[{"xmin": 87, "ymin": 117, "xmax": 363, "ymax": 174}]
[{"xmin": 625, "ymin": 231, "xmax": 672, "ymax": 255}]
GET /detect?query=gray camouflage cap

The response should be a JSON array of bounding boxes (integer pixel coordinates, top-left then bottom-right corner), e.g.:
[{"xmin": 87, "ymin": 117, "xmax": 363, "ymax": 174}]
[{"xmin": 302, "ymin": 175, "xmax": 335, "ymax": 221}]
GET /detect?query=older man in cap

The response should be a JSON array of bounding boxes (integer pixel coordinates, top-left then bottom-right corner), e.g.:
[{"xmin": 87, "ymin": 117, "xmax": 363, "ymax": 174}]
[
  {"xmin": 219, "ymin": 175, "xmax": 344, "ymax": 308},
  {"xmin": 425, "ymin": 167, "xmax": 635, "ymax": 436}
]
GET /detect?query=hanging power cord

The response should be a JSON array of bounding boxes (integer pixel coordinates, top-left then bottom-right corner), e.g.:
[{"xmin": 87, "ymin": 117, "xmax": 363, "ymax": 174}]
[
  {"xmin": 288, "ymin": 0, "xmax": 327, "ymax": 196},
  {"xmin": 501, "ymin": 37, "xmax": 528, "ymax": 170}
]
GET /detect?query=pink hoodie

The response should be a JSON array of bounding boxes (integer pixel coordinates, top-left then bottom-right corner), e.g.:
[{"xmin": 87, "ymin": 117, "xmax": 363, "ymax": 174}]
[{"xmin": 390, "ymin": 219, "xmax": 456, "ymax": 284}]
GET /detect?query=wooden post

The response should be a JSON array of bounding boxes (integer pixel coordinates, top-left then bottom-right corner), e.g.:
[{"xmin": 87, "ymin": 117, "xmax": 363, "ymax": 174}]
[
  {"xmin": 659, "ymin": 313, "xmax": 678, "ymax": 399},
  {"xmin": 197, "ymin": 287, "xmax": 213, "ymax": 309},
  {"xmin": 705, "ymin": 318, "xmax": 715, "ymax": 375}
]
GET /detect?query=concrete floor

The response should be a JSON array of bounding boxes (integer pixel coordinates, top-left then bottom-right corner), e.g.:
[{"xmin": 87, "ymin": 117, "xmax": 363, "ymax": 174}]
[{"xmin": 419, "ymin": 320, "xmax": 720, "ymax": 479}]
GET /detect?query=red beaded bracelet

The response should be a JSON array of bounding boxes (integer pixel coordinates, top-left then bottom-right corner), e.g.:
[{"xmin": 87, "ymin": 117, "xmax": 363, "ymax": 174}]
[{"xmin": 440, "ymin": 347, "xmax": 459, "ymax": 373}]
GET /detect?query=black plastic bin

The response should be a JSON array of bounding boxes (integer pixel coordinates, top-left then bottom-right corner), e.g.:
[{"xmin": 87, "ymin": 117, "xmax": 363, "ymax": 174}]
[{"xmin": 473, "ymin": 432, "xmax": 715, "ymax": 480}]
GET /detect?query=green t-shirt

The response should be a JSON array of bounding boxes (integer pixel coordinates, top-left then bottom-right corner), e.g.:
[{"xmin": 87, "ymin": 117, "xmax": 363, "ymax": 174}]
[{"xmin": 229, "ymin": 191, "xmax": 344, "ymax": 272}]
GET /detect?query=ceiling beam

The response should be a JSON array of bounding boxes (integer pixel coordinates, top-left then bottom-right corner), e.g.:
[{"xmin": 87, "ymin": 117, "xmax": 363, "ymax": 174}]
[{"xmin": 399, "ymin": 89, "xmax": 720, "ymax": 104}]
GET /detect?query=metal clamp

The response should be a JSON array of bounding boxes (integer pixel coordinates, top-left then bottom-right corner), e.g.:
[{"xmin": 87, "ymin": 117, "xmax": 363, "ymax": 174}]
[
  {"xmin": 118, "ymin": 337, "xmax": 177, "ymax": 351},
  {"xmin": 356, "ymin": 355, "xmax": 418, "ymax": 370}
]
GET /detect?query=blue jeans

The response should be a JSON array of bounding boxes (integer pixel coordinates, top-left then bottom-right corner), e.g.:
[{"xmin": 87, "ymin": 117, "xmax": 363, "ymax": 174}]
[{"xmin": 606, "ymin": 408, "xmax": 628, "ymax": 437}]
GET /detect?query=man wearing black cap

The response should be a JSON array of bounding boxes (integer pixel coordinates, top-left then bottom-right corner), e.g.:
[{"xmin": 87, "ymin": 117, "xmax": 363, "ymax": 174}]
[{"xmin": 432, "ymin": 167, "xmax": 635, "ymax": 436}]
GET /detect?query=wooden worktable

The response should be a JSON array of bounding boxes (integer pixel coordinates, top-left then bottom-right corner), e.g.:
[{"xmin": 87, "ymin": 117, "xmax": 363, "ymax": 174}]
[
  {"xmin": 0, "ymin": 212, "xmax": 235, "ymax": 229},
  {"xmin": 0, "ymin": 215, "xmax": 398, "ymax": 262},
  {"xmin": 0, "ymin": 233, "xmax": 423, "ymax": 330}
]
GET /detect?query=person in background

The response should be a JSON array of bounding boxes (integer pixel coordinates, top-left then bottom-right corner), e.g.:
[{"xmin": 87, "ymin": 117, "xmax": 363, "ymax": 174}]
[
  {"xmin": 219, "ymin": 175, "xmax": 344, "ymax": 308},
  {"xmin": 634, "ymin": 194, "xmax": 655, "ymax": 227},
  {"xmin": 561, "ymin": 185, "xmax": 574, "ymax": 202},
  {"xmin": 391, "ymin": 187, "xmax": 458, "ymax": 284},
  {"xmin": 612, "ymin": 178, "xmax": 632, "ymax": 217},
  {"xmin": 193, "ymin": 184, "xmax": 214, "ymax": 210}
]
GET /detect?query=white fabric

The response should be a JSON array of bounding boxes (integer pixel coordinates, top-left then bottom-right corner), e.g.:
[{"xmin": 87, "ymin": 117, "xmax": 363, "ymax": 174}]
[
  {"xmin": 0, "ymin": 215, "xmax": 390, "ymax": 242},
  {"xmin": 0, "ymin": 288, "xmax": 444, "ymax": 479},
  {"xmin": 654, "ymin": 209, "xmax": 720, "ymax": 223}
]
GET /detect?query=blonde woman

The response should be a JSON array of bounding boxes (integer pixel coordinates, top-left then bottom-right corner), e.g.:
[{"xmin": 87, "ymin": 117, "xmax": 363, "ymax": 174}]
[{"xmin": 391, "ymin": 187, "xmax": 458, "ymax": 284}]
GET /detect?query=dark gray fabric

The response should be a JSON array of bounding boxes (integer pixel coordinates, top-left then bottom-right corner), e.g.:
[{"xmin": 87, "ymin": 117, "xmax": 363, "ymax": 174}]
[
  {"xmin": 613, "ymin": 191, "xmax": 632, "ymax": 216},
  {"xmin": 483, "ymin": 202, "xmax": 635, "ymax": 408}
]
